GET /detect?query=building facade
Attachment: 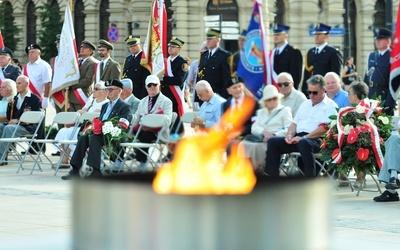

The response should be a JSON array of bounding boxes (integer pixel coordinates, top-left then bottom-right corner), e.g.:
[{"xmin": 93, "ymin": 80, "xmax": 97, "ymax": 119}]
[{"xmin": 1, "ymin": 0, "xmax": 398, "ymax": 76}]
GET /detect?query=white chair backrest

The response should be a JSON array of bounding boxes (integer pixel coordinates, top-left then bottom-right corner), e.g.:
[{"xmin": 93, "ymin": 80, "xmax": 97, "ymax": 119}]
[
  {"xmin": 53, "ymin": 112, "xmax": 81, "ymax": 125},
  {"xmin": 79, "ymin": 112, "xmax": 100, "ymax": 123},
  {"xmin": 391, "ymin": 116, "xmax": 400, "ymax": 130},
  {"xmin": 141, "ymin": 114, "xmax": 167, "ymax": 128},
  {"xmin": 19, "ymin": 111, "xmax": 44, "ymax": 124},
  {"xmin": 180, "ymin": 111, "xmax": 200, "ymax": 124}
]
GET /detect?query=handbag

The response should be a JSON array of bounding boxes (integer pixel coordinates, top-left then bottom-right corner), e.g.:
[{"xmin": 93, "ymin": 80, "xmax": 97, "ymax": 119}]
[{"xmin": 243, "ymin": 134, "xmax": 264, "ymax": 142}]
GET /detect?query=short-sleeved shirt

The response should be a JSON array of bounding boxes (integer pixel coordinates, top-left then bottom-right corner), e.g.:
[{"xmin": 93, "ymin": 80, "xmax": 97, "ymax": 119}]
[
  {"xmin": 331, "ymin": 89, "xmax": 351, "ymax": 108},
  {"xmin": 200, "ymin": 94, "xmax": 226, "ymax": 128},
  {"xmin": 26, "ymin": 58, "xmax": 52, "ymax": 97}
]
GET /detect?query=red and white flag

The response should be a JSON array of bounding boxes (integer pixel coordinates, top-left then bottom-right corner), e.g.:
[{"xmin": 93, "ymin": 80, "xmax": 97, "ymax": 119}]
[
  {"xmin": 51, "ymin": 4, "xmax": 80, "ymax": 109},
  {"xmin": 0, "ymin": 30, "xmax": 4, "ymax": 48},
  {"xmin": 390, "ymin": 4, "xmax": 400, "ymax": 100},
  {"xmin": 141, "ymin": 0, "xmax": 167, "ymax": 77}
]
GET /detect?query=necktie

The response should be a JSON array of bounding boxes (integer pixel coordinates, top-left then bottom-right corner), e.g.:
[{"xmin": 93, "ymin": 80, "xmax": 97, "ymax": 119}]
[
  {"xmin": 315, "ymin": 48, "xmax": 319, "ymax": 54},
  {"xmin": 78, "ymin": 59, "xmax": 83, "ymax": 67},
  {"xmin": 148, "ymin": 97, "xmax": 153, "ymax": 113},
  {"xmin": 275, "ymin": 49, "xmax": 279, "ymax": 56},
  {"xmin": 100, "ymin": 61, "xmax": 104, "ymax": 75},
  {"xmin": 208, "ymin": 51, "xmax": 212, "ymax": 59}
]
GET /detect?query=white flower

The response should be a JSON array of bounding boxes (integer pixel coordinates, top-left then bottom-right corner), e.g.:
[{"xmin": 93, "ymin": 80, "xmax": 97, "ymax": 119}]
[
  {"xmin": 343, "ymin": 124, "xmax": 353, "ymax": 134},
  {"xmin": 330, "ymin": 120, "xmax": 337, "ymax": 128},
  {"xmin": 355, "ymin": 106, "xmax": 365, "ymax": 114},
  {"xmin": 102, "ymin": 121, "xmax": 114, "ymax": 135},
  {"xmin": 110, "ymin": 127, "xmax": 121, "ymax": 137},
  {"xmin": 378, "ymin": 116, "xmax": 389, "ymax": 125}
]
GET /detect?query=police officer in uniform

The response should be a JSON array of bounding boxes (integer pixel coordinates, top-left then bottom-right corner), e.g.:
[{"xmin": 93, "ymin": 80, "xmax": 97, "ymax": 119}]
[
  {"xmin": 162, "ymin": 37, "xmax": 188, "ymax": 133},
  {"xmin": 364, "ymin": 28, "xmax": 396, "ymax": 115},
  {"xmin": 122, "ymin": 35, "xmax": 150, "ymax": 99},
  {"xmin": 229, "ymin": 30, "xmax": 246, "ymax": 77},
  {"xmin": 302, "ymin": 23, "xmax": 343, "ymax": 96},
  {"xmin": 197, "ymin": 28, "xmax": 232, "ymax": 99},
  {"xmin": 271, "ymin": 24, "xmax": 303, "ymax": 89}
]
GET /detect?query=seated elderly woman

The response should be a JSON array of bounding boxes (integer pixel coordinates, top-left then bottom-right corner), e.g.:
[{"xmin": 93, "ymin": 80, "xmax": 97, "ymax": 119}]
[
  {"xmin": 239, "ymin": 85, "xmax": 293, "ymax": 170},
  {"xmin": 54, "ymin": 81, "xmax": 109, "ymax": 165}
]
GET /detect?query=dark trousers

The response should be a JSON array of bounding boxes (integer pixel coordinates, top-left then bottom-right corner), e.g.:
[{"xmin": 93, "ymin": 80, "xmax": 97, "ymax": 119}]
[
  {"xmin": 135, "ymin": 131, "xmax": 158, "ymax": 163},
  {"xmin": 70, "ymin": 134, "xmax": 104, "ymax": 172},
  {"xmin": 265, "ymin": 136, "xmax": 322, "ymax": 177}
]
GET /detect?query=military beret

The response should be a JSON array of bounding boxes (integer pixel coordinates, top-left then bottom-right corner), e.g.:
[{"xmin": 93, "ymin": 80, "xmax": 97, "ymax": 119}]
[
  {"xmin": 81, "ymin": 40, "xmax": 96, "ymax": 50},
  {"xmin": 226, "ymin": 76, "xmax": 244, "ymax": 88},
  {"xmin": 125, "ymin": 35, "xmax": 141, "ymax": 46},
  {"xmin": 168, "ymin": 37, "xmax": 185, "ymax": 48},
  {"xmin": 0, "ymin": 47, "xmax": 14, "ymax": 58},
  {"xmin": 374, "ymin": 27, "xmax": 393, "ymax": 39},
  {"xmin": 98, "ymin": 39, "xmax": 114, "ymax": 50},
  {"xmin": 55, "ymin": 34, "xmax": 61, "ymax": 44},
  {"xmin": 272, "ymin": 23, "xmax": 290, "ymax": 34},
  {"xmin": 206, "ymin": 28, "xmax": 221, "ymax": 38},
  {"xmin": 105, "ymin": 79, "xmax": 123, "ymax": 89},
  {"xmin": 314, "ymin": 23, "xmax": 331, "ymax": 34},
  {"xmin": 25, "ymin": 44, "xmax": 42, "ymax": 54}
]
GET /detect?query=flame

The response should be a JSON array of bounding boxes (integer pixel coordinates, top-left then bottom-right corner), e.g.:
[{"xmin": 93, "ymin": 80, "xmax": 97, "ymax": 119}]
[{"xmin": 153, "ymin": 97, "xmax": 257, "ymax": 195}]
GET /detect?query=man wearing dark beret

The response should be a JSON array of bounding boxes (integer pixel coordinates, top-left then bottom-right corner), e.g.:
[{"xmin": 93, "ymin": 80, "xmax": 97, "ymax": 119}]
[
  {"xmin": 364, "ymin": 27, "xmax": 397, "ymax": 115},
  {"xmin": 302, "ymin": 23, "xmax": 343, "ymax": 96},
  {"xmin": 0, "ymin": 47, "xmax": 21, "ymax": 83},
  {"xmin": 161, "ymin": 37, "xmax": 188, "ymax": 133},
  {"xmin": 122, "ymin": 35, "xmax": 150, "ymax": 99},
  {"xmin": 95, "ymin": 39, "xmax": 121, "ymax": 83},
  {"xmin": 62, "ymin": 79, "xmax": 131, "ymax": 180},
  {"xmin": 67, "ymin": 40, "xmax": 99, "ymax": 111}
]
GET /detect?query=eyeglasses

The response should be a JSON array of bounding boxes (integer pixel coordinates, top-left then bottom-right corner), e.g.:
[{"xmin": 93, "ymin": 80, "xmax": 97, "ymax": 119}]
[
  {"xmin": 307, "ymin": 90, "xmax": 320, "ymax": 96},
  {"xmin": 106, "ymin": 88, "xmax": 118, "ymax": 92},
  {"xmin": 277, "ymin": 82, "xmax": 291, "ymax": 88},
  {"xmin": 146, "ymin": 83, "xmax": 159, "ymax": 87},
  {"xmin": 94, "ymin": 88, "xmax": 105, "ymax": 91},
  {"xmin": 265, "ymin": 97, "xmax": 278, "ymax": 102}
]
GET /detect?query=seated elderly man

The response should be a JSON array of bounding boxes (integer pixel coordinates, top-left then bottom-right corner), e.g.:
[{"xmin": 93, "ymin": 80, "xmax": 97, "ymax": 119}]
[
  {"xmin": 0, "ymin": 79, "xmax": 17, "ymax": 123},
  {"xmin": 191, "ymin": 80, "xmax": 226, "ymax": 129},
  {"xmin": 62, "ymin": 79, "xmax": 132, "ymax": 180},
  {"xmin": 120, "ymin": 78, "xmax": 140, "ymax": 114},
  {"xmin": 264, "ymin": 75, "xmax": 338, "ymax": 177},
  {"xmin": 325, "ymin": 72, "xmax": 351, "ymax": 108},
  {"xmin": 277, "ymin": 72, "xmax": 307, "ymax": 116},
  {"xmin": 0, "ymin": 75, "xmax": 41, "ymax": 165},
  {"xmin": 132, "ymin": 75, "xmax": 173, "ymax": 171}
]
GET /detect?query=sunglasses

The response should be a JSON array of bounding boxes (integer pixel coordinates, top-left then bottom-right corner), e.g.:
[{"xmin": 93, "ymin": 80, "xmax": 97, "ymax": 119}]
[
  {"xmin": 277, "ymin": 82, "xmax": 291, "ymax": 88},
  {"xmin": 106, "ymin": 88, "xmax": 118, "ymax": 92},
  {"xmin": 147, "ymin": 83, "xmax": 159, "ymax": 87},
  {"xmin": 307, "ymin": 90, "xmax": 320, "ymax": 96},
  {"xmin": 94, "ymin": 88, "xmax": 105, "ymax": 91},
  {"xmin": 265, "ymin": 97, "xmax": 278, "ymax": 102}
]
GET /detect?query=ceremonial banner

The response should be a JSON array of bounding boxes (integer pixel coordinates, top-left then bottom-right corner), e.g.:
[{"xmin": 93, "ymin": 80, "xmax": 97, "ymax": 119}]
[
  {"xmin": 237, "ymin": 0, "xmax": 270, "ymax": 99},
  {"xmin": 51, "ymin": 4, "xmax": 80, "ymax": 108},
  {"xmin": 390, "ymin": 3, "xmax": 400, "ymax": 100},
  {"xmin": 0, "ymin": 30, "xmax": 4, "ymax": 48},
  {"xmin": 141, "ymin": 0, "xmax": 167, "ymax": 77}
]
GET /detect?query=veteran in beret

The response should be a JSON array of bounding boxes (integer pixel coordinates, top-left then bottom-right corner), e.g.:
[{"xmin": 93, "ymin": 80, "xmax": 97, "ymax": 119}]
[
  {"xmin": 122, "ymin": 35, "xmax": 151, "ymax": 99},
  {"xmin": 364, "ymin": 27, "xmax": 398, "ymax": 115},
  {"xmin": 0, "ymin": 47, "xmax": 21, "ymax": 83},
  {"xmin": 197, "ymin": 28, "xmax": 232, "ymax": 100},
  {"xmin": 302, "ymin": 23, "xmax": 343, "ymax": 96},
  {"xmin": 95, "ymin": 39, "xmax": 121, "ymax": 83}
]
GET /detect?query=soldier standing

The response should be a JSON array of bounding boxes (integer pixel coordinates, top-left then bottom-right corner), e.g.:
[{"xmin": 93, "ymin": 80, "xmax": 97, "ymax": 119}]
[{"xmin": 230, "ymin": 30, "xmax": 246, "ymax": 77}]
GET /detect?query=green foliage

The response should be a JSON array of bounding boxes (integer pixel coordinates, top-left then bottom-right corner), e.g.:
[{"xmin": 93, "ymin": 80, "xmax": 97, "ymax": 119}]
[
  {"xmin": 37, "ymin": 1, "xmax": 62, "ymax": 62},
  {"xmin": 0, "ymin": 1, "xmax": 22, "ymax": 51}
]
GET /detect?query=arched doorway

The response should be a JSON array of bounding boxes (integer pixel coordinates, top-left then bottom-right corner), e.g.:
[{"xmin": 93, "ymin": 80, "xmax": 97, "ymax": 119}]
[
  {"xmin": 99, "ymin": 0, "xmax": 110, "ymax": 40},
  {"xmin": 74, "ymin": 0, "xmax": 85, "ymax": 48},
  {"xmin": 206, "ymin": 0, "xmax": 239, "ymax": 53},
  {"xmin": 26, "ymin": 0, "xmax": 37, "ymax": 45},
  {"xmin": 274, "ymin": 0, "xmax": 285, "ymax": 24}
]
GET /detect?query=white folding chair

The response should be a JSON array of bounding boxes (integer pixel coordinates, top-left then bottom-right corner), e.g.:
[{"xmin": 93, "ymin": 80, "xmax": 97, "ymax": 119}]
[
  {"xmin": 0, "ymin": 111, "xmax": 45, "ymax": 173},
  {"xmin": 31, "ymin": 112, "xmax": 81, "ymax": 173},
  {"xmin": 54, "ymin": 112, "xmax": 100, "ymax": 175}
]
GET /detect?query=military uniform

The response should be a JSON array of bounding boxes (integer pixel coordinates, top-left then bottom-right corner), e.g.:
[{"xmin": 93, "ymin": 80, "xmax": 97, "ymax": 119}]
[
  {"xmin": 302, "ymin": 23, "xmax": 343, "ymax": 95},
  {"xmin": 364, "ymin": 28, "xmax": 396, "ymax": 115},
  {"xmin": 122, "ymin": 35, "xmax": 151, "ymax": 100},
  {"xmin": 229, "ymin": 30, "xmax": 246, "ymax": 77},
  {"xmin": 197, "ymin": 28, "xmax": 232, "ymax": 99}
]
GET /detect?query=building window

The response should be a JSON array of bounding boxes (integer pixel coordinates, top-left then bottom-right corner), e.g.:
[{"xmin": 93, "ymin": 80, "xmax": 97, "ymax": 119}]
[
  {"xmin": 26, "ymin": 0, "xmax": 37, "ymax": 45},
  {"xmin": 99, "ymin": 0, "xmax": 110, "ymax": 39},
  {"xmin": 274, "ymin": 0, "xmax": 285, "ymax": 24},
  {"xmin": 373, "ymin": 0, "xmax": 386, "ymax": 28},
  {"xmin": 74, "ymin": 0, "xmax": 85, "ymax": 48}
]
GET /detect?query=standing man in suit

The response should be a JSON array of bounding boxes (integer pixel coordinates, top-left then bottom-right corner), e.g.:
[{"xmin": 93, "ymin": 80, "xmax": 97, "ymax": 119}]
[
  {"xmin": 95, "ymin": 39, "xmax": 121, "ymax": 83},
  {"xmin": 132, "ymin": 75, "xmax": 173, "ymax": 171},
  {"xmin": 271, "ymin": 24, "xmax": 303, "ymax": 89},
  {"xmin": 364, "ymin": 28, "xmax": 396, "ymax": 115},
  {"xmin": 161, "ymin": 37, "xmax": 188, "ymax": 133},
  {"xmin": 302, "ymin": 23, "xmax": 343, "ymax": 96},
  {"xmin": 68, "ymin": 40, "xmax": 98, "ymax": 112},
  {"xmin": 121, "ymin": 78, "xmax": 140, "ymax": 114},
  {"xmin": 62, "ymin": 79, "xmax": 131, "ymax": 180},
  {"xmin": 197, "ymin": 28, "xmax": 232, "ymax": 99},
  {"xmin": 0, "ymin": 47, "xmax": 21, "ymax": 83},
  {"xmin": 230, "ymin": 30, "xmax": 246, "ymax": 77},
  {"xmin": 122, "ymin": 35, "xmax": 150, "ymax": 99}
]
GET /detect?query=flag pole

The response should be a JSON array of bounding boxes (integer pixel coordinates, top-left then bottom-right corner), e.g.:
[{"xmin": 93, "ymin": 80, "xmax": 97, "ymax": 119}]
[{"xmin": 63, "ymin": 0, "xmax": 73, "ymax": 112}]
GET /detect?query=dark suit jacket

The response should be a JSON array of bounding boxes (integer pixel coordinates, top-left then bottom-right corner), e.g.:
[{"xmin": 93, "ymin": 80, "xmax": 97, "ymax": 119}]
[
  {"xmin": 302, "ymin": 45, "xmax": 343, "ymax": 95},
  {"xmin": 221, "ymin": 96, "xmax": 259, "ymax": 137},
  {"xmin": 100, "ymin": 58, "xmax": 121, "ymax": 82},
  {"xmin": 99, "ymin": 98, "xmax": 132, "ymax": 123},
  {"xmin": 3, "ymin": 64, "xmax": 21, "ymax": 81},
  {"xmin": 122, "ymin": 51, "xmax": 151, "ymax": 99},
  {"xmin": 273, "ymin": 44, "xmax": 303, "ymax": 89},
  {"xmin": 69, "ymin": 56, "xmax": 97, "ymax": 105},
  {"xmin": 197, "ymin": 47, "xmax": 232, "ymax": 98},
  {"xmin": 6, "ymin": 92, "xmax": 41, "ymax": 134}
]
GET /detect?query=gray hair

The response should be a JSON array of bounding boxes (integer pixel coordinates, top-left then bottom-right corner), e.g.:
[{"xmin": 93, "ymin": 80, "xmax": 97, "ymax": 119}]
[
  {"xmin": 277, "ymin": 72, "xmax": 294, "ymax": 83},
  {"xmin": 324, "ymin": 72, "xmax": 341, "ymax": 85},
  {"xmin": 306, "ymin": 74, "xmax": 326, "ymax": 89},
  {"xmin": 349, "ymin": 81, "xmax": 369, "ymax": 100},
  {"xmin": 2, "ymin": 79, "xmax": 17, "ymax": 97},
  {"xmin": 195, "ymin": 80, "xmax": 213, "ymax": 92}
]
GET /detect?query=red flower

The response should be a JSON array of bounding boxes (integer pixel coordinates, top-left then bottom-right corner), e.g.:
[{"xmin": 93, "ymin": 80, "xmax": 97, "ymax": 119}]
[
  {"xmin": 92, "ymin": 117, "xmax": 103, "ymax": 135},
  {"xmin": 375, "ymin": 107, "xmax": 383, "ymax": 115},
  {"xmin": 333, "ymin": 134, "xmax": 338, "ymax": 140},
  {"xmin": 359, "ymin": 124, "xmax": 369, "ymax": 132},
  {"xmin": 327, "ymin": 130, "xmax": 333, "ymax": 139},
  {"xmin": 332, "ymin": 148, "xmax": 340, "ymax": 159},
  {"xmin": 357, "ymin": 148, "xmax": 369, "ymax": 161},
  {"xmin": 379, "ymin": 137, "xmax": 384, "ymax": 144},
  {"xmin": 321, "ymin": 139, "xmax": 327, "ymax": 149},
  {"xmin": 347, "ymin": 129, "xmax": 359, "ymax": 144}
]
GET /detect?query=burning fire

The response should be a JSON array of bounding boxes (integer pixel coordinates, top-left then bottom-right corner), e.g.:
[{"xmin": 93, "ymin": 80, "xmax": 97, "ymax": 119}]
[{"xmin": 153, "ymin": 97, "xmax": 257, "ymax": 195}]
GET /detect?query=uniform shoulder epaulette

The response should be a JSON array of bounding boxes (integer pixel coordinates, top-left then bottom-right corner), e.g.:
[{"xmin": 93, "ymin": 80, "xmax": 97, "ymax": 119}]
[{"xmin": 293, "ymin": 46, "xmax": 298, "ymax": 50}]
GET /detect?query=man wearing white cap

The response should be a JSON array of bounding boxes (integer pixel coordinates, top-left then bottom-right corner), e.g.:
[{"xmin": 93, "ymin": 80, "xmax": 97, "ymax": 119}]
[{"xmin": 121, "ymin": 78, "xmax": 140, "ymax": 114}]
